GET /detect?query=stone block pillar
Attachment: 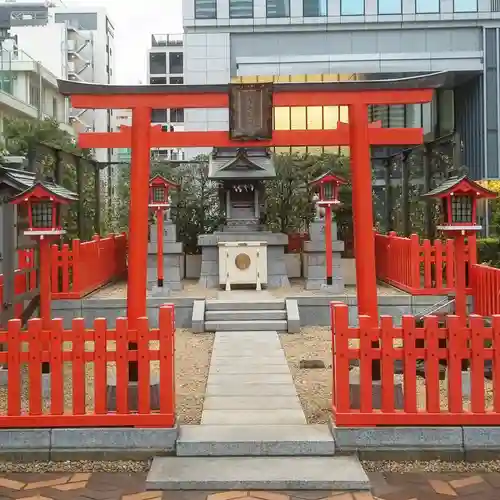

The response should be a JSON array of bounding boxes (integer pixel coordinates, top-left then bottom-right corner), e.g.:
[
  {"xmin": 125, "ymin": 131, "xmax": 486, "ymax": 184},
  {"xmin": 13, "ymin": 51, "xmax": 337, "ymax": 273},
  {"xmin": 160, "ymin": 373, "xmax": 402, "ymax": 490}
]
[
  {"xmin": 147, "ymin": 220, "xmax": 183, "ymax": 295},
  {"xmin": 304, "ymin": 220, "xmax": 345, "ymax": 292}
]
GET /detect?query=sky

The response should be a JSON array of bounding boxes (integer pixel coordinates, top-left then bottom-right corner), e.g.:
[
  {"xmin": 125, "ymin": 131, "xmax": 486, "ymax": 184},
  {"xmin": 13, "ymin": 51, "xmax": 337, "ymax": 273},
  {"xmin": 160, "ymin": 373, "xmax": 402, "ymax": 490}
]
[{"xmin": 61, "ymin": 0, "xmax": 183, "ymax": 84}]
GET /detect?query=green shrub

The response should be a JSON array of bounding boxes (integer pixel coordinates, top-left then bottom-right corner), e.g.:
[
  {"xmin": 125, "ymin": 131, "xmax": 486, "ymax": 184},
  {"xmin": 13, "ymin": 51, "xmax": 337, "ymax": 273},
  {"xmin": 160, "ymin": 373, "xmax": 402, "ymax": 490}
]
[{"xmin": 477, "ymin": 237, "xmax": 500, "ymax": 267}]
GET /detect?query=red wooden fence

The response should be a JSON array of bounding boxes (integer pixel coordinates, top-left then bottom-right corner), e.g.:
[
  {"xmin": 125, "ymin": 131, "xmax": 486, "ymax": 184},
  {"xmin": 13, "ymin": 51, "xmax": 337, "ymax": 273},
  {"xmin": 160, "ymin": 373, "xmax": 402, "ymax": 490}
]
[
  {"xmin": 471, "ymin": 264, "xmax": 500, "ymax": 317},
  {"xmin": 51, "ymin": 233, "xmax": 127, "ymax": 299},
  {"xmin": 0, "ymin": 249, "xmax": 37, "ymax": 318},
  {"xmin": 331, "ymin": 302, "xmax": 500, "ymax": 426},
  {"xmin": 0, "ymin": 304, "xmax": 175, "ymax": 427},
  {"xmin": 375, "ymin": 231, "xmax": 475, "ymax": 295}
]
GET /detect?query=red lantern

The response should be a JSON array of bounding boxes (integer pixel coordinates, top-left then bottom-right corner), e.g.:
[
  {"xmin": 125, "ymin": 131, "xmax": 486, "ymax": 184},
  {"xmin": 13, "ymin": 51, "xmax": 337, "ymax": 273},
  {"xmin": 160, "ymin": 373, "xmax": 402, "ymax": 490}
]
[
  {"xmin": 149, "ymin": 174, "xmax": 179, "ymax": 208},
  {"xmin": 309, "ymin": 172, "xmax": 347, "ymax": 208},
  {"xmin": 422, "ymin": 175, "xmax": 496, "ymax": 235},
  {"xmin": 422, "ymin": 175, "xmax": 497, "ymax": 321},
  {"xmin": 9, "ymin": 182, "xmax": 76, "ymax": 236}
]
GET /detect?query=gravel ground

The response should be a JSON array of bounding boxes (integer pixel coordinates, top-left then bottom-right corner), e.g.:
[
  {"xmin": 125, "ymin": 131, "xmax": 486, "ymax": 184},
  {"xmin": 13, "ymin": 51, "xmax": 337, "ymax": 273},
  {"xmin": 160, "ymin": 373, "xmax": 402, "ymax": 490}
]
[
  {"xmin": 0, "ymin": 460, "xmax": 150, "ymax": 473},
  {"xmin": 362, "ymin": 460, "xmax": 500, "ymax": 473},
  {"xmin": 280, "ymin": 327, "xmax": 332, "ymax": 424},
  {"xmin": 0, "ymin": 328, "xmax": 214, "ymax": 425},
  {"xmin": 281, "ymin": 326, "xmax": 496, "ymax": 423}
]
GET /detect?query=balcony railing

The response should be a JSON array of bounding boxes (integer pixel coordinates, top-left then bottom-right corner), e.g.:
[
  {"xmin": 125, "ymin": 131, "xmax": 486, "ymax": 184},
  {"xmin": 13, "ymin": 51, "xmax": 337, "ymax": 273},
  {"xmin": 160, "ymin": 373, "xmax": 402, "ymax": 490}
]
[{"xmin": 151, "ymin": 33, "xmax": 183, "ymax": 47}]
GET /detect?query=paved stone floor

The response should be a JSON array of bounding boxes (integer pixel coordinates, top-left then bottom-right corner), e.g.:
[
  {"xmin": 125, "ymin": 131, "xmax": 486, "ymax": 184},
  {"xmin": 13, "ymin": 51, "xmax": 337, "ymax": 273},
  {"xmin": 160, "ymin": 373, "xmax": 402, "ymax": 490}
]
[{"xmin": 0, "ymin": 471, "xmax": 499, "ymax": 499}]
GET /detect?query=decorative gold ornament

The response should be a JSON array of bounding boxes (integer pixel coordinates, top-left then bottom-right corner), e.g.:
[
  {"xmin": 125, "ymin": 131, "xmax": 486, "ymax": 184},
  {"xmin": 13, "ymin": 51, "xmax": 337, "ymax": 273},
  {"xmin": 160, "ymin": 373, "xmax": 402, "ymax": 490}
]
[{"xmin": 235, "ymin": 253, "xmax": 251, "ymax": 270}]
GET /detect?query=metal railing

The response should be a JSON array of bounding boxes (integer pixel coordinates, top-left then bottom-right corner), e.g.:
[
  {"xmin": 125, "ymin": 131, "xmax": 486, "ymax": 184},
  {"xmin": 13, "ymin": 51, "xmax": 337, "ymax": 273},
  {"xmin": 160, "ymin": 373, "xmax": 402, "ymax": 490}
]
[{"xmin": 151, "ymin": 34, "xmax": 183, "ymax": 47}]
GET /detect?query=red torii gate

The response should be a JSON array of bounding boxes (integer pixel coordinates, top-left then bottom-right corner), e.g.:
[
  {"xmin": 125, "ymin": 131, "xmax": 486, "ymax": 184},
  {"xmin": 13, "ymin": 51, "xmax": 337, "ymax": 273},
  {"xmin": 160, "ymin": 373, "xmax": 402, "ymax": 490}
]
[{"xmin": 58, "ymin": 76, "xmax": 440, "ymax": 327}]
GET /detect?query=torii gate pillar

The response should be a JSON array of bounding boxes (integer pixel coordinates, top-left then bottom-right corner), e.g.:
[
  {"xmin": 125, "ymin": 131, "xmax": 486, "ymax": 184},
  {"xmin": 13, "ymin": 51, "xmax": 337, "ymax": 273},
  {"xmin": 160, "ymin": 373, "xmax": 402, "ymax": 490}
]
[
  {"xmin": 128, "ymin": 106, "xmax": 152, "ymax": 325},
  {"xmin": 349, "ymin": 102, "xmax": 378, "ymax": 319}
]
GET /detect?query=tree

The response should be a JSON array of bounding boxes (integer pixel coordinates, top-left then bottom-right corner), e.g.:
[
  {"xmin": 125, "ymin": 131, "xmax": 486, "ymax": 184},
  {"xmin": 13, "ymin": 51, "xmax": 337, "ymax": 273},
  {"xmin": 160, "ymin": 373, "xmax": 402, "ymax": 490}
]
[{"xmin": 2, "ymin": 117, "xmax": 98, "ymax": 240}]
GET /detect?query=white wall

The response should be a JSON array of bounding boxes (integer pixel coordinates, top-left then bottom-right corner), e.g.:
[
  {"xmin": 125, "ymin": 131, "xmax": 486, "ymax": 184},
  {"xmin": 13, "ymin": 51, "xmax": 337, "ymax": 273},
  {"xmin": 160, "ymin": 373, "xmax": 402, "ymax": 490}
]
[
  {"xmin": 183, "ymin": 32, "xmax": 230, "ymax": 159},
  {"xmin": 11, "ymin": 24, "xmax": 67, "ymax": 79}
]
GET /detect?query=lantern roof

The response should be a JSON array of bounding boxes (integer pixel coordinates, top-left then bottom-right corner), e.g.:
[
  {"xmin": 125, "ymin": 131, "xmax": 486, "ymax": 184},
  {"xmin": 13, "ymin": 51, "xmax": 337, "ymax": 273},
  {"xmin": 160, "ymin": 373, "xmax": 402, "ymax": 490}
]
[
  {"xmin": 149, "ymin": 174, "xmax": 179, "ymax": 189},
  {"xmin": 9, "ymin": 181, "xmax": 78, "ymax": 205},
  {"xmin": 0, "ymin": 166, "xmax": 78, "ymax": 202},
  {"xmin": 421, "ymin": 175, "xmax": 497, "ymax": 200},
  {"xmin": 309, "ymin": 171, "xmax": 347, "ymax": 187},
  {"xmin": 208, "ymin": 147, "xmax": 276, "ymax": 181}
]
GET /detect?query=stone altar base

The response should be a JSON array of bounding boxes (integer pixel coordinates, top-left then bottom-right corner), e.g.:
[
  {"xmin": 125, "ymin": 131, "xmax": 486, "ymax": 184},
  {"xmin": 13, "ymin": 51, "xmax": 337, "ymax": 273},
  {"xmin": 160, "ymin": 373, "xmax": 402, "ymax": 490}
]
[
  {"xmin": 304, "ymin": 220, "xmax": 345, "ymax": 292},
  {"xmin": 106, "ymin": 372, "xmax": 161, "ymax": 412},
  {"xmin": 147, "ymin": 221, "xmax": 183, "ymax": 292},
  {"xmin": 348, "ymin": 372, "xmax": 404, "ymax": 410},
  {"xmin": 198, "ymin": 231, "xmax": 289, "ymax": 289}
]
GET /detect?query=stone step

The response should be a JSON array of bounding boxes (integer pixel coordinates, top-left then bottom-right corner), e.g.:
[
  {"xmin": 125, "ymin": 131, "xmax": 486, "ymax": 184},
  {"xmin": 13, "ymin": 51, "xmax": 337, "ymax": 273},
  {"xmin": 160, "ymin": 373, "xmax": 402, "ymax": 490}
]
[
  {"xmin": 205, "ymin": 320, "xmax": 288, "ymax": 332},
  {"xmin": 205, "ymin": 300, "xmax": 285, "ymax": 311},
  {"xmin": 205, "ymin": 309, "xmax": 287, "ymax": 321},
  {"xmin": 146, "ymin": 456, "xmax": 369, "ymax": 490},
  {"xmin": 176, "ymin": 424, "xmax": 336, "ymax": 456}
]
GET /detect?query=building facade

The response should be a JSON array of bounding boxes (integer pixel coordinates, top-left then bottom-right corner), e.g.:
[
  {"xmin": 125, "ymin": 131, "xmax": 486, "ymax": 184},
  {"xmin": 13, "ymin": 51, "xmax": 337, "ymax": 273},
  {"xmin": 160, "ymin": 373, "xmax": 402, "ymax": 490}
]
[
  {"xmin": 182, "ymin": 0, "xmax": 500, "ymax": 180},
  {"xmin": 0, "ymin": 45, "xmax": 73, "ymax": 138},
  {"xmin": 147, "ymin": 34, "xmax": 186, "ymax": 162},
  {"xmin": 12, "ymin": 6, "xmax": 117, "ymax": 192}
]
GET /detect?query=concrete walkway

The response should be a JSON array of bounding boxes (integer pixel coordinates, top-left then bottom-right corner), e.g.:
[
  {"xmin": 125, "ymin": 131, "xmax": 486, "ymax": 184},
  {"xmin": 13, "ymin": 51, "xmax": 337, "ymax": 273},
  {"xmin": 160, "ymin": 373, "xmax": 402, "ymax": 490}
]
[{"xmin": 201, "ymin": 330, "xmax": 306, "ymax": 425}]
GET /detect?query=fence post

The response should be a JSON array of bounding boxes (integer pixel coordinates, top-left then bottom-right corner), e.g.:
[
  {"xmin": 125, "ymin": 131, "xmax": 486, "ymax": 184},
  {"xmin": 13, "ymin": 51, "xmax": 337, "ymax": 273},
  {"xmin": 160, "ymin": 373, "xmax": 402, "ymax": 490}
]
[
  {"xmin": 410, "ymin": 234, "xmax": 421, "ymax": 290},
  {"xmin": 71, "ymin": 240, "xmax": 81, "ymax": 296}
]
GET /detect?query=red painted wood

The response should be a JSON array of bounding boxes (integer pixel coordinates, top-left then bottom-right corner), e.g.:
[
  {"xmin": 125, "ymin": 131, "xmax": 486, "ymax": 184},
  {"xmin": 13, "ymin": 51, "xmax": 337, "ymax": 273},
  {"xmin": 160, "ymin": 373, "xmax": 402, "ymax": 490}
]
[
  {"xmin": 331, "ymin": 303, "xmax": 500, "ymax": 426},
  {"xmin": 472, "ymin": 264, "xmax": 500, "ymax": 316},
  {"xmin": 93, "ymin": 318, "xmax": 108, "ymax": 414},
  {"xmin": 115, "ymin": 317, "xmax": 129, "ymax": 414},
  {"xmin": 48, "ymin": 234, "xmax": 127, "ymax": 299},
  {"xmin": 375, "ymin": 232, "xmax": 475, "ymax": 295},
  {"xmin": 68, "ymin": 88, "xmax": 433, "ymax": 110},
  {"xmin": 6, "ymin": 319, "xmax": 21, "ymax": 416},
  {"xmin": 72, "ymin": 318, "xmax": 86, "ymax": 415},
  {"xmin": 78, "ymin": 127, "xmax": 424, "ymax": 149},
  {"xmin": 50, "ymin": 318, "xmax": 64, "ymax": 415},
  {"xmin": 137, "ymin": 317, "xmax": 151, "ymax": 414},
  {"xmin": 27, "ymin": 319, "xmax": 42, "ymax": 416},
  {"xmin": 159, "ymin": 305, "xmax": 175, "ymax": 423}
]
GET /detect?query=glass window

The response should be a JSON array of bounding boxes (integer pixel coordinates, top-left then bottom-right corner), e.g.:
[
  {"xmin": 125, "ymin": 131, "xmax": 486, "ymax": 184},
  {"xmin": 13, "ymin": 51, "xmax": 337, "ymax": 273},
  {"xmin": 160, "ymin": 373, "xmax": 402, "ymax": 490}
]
[
  {"xmin": 54, "ymin": 12, "xmax": 98, "ymax": 30},
  {"xmin": 150, "ymin": 53, "xmax": 166, "ymax": 74},
  {"xmin": 170, "ymin": 108, "xmax": 185, "ymax": 123},
  {"xmin": 378, "ymin": 0, "xmax": 402, "ymax": 14},
  {"xmin": 230, "ymin": 0, "xmax": 254, "ymax": 17},
  {"xmin": 152, "ymin": 109, "xmax": 168, "ymax": 123},
  {"xmin": 341, "ymin": 0, "xmax": 364, "ymax": 15},
  {"xmin": 303, "ymin": 0, "xmax": 327, "ymax": 16},
  {"xmin": 266, "ymin": 0, "xmax": 290, "ymax": 17},
  {"xmin": 169, "ymin": 52, "xmax": 183, "ymax": 74},
  {"xmin": 454, "ymin": 0, "xmax": 477, "ymax": 11},
  {"xmin": 195, "ymin": 0, "xmax": 217, "ymax": 18},
  {"xmin": 416, "ymin": 0, "xmax": 439, "ymax": 13},
  {"xmin": 150, "ymin": 77, "xmax": 167, "ymax": 84}
]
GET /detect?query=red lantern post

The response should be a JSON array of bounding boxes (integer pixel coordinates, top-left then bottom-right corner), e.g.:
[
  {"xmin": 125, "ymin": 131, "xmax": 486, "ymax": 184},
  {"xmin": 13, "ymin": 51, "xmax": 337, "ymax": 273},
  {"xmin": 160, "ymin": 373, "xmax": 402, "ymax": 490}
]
[
  {"xmin": 9, "ymin": 182, "xmax": 77, "ymax": 375},
  {"xmin": 422, "ymin": 176, "xmax": 497, "ymax": 320},
  {"xmin": 149, "ymin": 175, "xmax": 179, "ymax": 289},
  {"xmin": 309, "ymin": 173, "xmax": 346, "ymax": 286}
]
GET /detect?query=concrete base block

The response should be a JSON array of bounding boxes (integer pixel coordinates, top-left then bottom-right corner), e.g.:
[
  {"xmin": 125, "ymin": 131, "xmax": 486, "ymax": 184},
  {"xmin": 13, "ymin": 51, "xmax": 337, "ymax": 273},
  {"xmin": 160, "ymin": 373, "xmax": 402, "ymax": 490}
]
[
  {"xmin": 0, "ymin": 366, "xmax": 8, "ymax": 386},
  {"xmin": 42, "ymin": 373, "xmax": 51, "ymax": 399},
  {"xmin": 0, "ymin": 429, "xmax": 51, "ymax": 461},
  {"xmin": 146, "ymin": 455, "xmax": 370, "ymax": 490},
  {"xmin": 331, "ymin": 423, "xmax": 464, "ymax": 460},
  {"xmin": 151, "ymin": 285, "xmax": 172, "ymax": 297},
  {"xmin": 348, "ymin": 375, "xmax": 404, "ymax": 410},
  {"xmin": 106, "ymin": 383, "xmax": 161, "ymax": 412},
  {"xmin": 51, "ymin": 426, "xmax": 178, "ymax": 461},
  {"xmin": 320, "ymin": 282, "xmax": 345, "ymax": 294},
  {"xmin": 192, "ymin": 300, "xmax": 205, "ymax": 333},
  {"xmin": 285, "ymin": 299, "xmax": 300, "ymax": 333}
]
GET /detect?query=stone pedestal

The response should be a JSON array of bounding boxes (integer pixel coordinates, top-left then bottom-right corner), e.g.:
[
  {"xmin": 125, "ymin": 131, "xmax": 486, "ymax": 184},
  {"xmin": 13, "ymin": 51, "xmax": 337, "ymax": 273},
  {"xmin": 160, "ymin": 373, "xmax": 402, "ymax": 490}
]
[
  {"xmin": 147, "ymin": 220, "xmax": 183, "ymax": 293},
  {"xmin": 198, "ymin": 231, "xmax": 289, "ymax": 289},
  {"xmin": 304, "ymin": 220, "xmax": 345, "ymax": 292}
]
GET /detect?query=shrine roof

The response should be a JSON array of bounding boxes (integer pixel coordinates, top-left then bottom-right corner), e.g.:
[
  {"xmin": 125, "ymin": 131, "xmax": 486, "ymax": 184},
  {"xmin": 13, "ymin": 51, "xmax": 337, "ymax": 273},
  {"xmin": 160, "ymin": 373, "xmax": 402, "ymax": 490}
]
[
  {"xmin": 309, "ymin": 171, "xmax": 347, "ymax": 187},
  {"xmin": 422, "ymin": 175, "xmax": 497, "ymax": 199},
  {"xmin": 208, "ymin": 147, "xmax": 275, "ymax": 180},
  {"xmin": 58, "ymin": 71, "xmax": 453, "ymax": 96},
  {"xmin": 0, "ymin": 166, "xmax": 78, "ymax": 200}
]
